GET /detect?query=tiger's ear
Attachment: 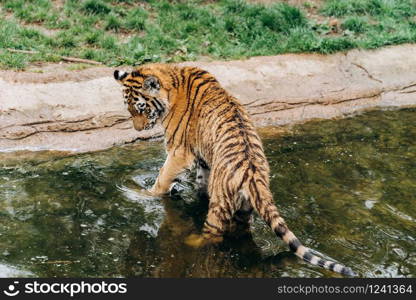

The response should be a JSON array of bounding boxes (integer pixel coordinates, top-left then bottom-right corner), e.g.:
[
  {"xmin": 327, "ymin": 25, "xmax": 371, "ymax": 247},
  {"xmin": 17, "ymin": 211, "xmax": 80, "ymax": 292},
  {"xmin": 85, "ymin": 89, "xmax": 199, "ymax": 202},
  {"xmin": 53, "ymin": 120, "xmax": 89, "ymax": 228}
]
[
  {"xmin": 114, "ymin": 70, "xmax": 128, "ymax": 83},
  {"xmin": 143, "ymin": 76, "xmax": 160, "ymax": 93}
]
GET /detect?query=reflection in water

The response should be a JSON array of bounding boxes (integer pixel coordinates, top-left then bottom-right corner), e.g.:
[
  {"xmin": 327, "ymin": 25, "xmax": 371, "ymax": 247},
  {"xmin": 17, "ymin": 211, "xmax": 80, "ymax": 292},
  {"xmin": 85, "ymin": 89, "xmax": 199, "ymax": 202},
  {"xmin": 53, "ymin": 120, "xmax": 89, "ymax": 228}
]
[{"xmin": 0, "ymin": 108, "xmax": 415, "ymax": 277}]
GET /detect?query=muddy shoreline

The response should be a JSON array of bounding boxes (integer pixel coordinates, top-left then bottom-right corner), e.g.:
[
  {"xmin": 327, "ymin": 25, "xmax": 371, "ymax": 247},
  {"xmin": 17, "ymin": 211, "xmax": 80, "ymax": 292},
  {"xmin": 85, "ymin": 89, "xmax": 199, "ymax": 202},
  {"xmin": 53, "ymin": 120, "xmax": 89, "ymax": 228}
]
[{"xmin": 1, "ymin": 44, "xmax": 415, "ymax": 153}]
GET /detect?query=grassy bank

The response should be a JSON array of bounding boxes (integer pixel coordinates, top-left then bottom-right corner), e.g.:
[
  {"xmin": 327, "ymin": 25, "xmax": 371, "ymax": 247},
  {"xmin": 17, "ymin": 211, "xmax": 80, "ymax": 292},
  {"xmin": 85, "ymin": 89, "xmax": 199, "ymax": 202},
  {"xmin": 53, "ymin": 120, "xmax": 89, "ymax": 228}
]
[{"xmin": 0, "ymin": 0, "xmax": 415, "ymax": 69}]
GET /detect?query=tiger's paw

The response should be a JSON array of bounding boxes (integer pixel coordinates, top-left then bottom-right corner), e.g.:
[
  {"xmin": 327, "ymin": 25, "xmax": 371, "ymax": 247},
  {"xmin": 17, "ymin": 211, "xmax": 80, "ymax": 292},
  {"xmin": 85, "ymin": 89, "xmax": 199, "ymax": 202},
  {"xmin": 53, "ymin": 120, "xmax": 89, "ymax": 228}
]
[
  {"xmin": 147, "ymin": 187, "xmax": 168, "ymax": 197},
  {"xmin": 184, "ymin": 234, "xmax": 223, "ymax": 248},
  {"xmin": 184, "ymin": 234, "xmax": 206, "ymax": 248},
  {"xmin": 135, "ymin": 188, "xmax": 160, "ymax": 198}
]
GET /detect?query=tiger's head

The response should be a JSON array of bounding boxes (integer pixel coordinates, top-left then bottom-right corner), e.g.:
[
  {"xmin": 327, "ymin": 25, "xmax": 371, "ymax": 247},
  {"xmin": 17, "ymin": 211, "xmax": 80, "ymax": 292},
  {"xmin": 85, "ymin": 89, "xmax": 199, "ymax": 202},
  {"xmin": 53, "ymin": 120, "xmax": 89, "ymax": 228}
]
[{"xmin": 114, "ymin": 69, "xmax": 168, "ymax": 131}]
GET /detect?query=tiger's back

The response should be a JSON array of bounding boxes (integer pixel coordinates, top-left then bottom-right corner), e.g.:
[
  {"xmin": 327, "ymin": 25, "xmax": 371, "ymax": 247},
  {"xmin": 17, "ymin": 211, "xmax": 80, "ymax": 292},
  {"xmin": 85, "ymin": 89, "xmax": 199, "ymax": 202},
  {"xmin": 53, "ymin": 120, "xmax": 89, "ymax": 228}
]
[{"xmin": 114, "ymin": 63, "xmax": 355, "ymax": 276}]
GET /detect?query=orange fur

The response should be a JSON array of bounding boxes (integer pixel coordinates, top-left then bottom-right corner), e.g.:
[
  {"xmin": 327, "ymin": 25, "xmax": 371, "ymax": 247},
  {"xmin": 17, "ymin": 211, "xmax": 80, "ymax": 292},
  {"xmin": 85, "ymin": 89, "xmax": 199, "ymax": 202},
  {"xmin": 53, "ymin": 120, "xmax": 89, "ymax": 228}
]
[{"xmin": 114, "ymin": 63, "xmax": 355, "ymax": 276}]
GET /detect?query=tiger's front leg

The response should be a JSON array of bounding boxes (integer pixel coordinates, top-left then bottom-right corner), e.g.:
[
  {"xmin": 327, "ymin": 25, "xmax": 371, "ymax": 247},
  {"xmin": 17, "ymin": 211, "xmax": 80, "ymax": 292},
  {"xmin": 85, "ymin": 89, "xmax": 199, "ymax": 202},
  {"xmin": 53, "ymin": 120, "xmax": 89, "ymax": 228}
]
[{"xmin": 149, "ymin": 151, "xmax": 194, "ymax": 196}]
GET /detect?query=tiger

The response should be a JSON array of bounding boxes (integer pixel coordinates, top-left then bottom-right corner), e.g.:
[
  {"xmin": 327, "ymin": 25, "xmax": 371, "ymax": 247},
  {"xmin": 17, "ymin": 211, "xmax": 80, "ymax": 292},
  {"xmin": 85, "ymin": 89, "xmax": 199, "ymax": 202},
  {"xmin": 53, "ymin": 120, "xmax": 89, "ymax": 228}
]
[{"xmin": 113, "ymin": 63, "xmax": 356, "ymax": 276}]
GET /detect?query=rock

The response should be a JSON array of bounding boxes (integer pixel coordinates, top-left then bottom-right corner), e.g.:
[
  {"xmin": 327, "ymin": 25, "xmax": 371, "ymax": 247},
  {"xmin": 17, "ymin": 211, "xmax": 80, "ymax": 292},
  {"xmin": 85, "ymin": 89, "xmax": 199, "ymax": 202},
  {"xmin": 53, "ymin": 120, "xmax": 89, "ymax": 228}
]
[{"xmin": 1, "ymin": 44, "xmax": 415, "ymax": 153}]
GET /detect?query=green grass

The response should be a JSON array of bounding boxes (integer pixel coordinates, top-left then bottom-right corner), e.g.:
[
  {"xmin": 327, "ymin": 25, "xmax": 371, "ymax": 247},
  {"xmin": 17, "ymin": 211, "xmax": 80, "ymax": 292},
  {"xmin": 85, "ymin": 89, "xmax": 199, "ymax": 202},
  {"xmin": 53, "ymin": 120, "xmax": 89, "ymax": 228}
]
[
  {"xmin": 341, "ymin": 17, "xmax": 369, "ymax": 33},
  {"xmin": 321, "ymin": 0, "xmax": 415, "ymax": 18},
  {"xmin": 0, "ymin": 0, "xmax": 415, "ymax": 69}
]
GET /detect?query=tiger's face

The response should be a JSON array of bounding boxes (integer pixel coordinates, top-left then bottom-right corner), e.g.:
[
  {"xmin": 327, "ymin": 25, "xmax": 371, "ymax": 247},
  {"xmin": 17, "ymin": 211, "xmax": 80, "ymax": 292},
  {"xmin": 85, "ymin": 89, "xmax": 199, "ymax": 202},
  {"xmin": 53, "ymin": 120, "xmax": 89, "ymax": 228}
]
[{"xmin": 114, "ymin": 69, "xmax": 167, "ymax": 131}]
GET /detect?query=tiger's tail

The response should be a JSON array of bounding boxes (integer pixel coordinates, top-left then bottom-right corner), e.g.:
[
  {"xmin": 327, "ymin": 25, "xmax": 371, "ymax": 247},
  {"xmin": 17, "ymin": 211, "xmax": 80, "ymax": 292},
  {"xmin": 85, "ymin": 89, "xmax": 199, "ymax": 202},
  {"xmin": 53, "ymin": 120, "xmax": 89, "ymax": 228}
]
[
  {"xmin": 247, "ymin": 181, "xmax": 356, "ymax": 277},
  {"xmin": 273, "ymin": 216, "xmax": 355, "ymax": 276}
]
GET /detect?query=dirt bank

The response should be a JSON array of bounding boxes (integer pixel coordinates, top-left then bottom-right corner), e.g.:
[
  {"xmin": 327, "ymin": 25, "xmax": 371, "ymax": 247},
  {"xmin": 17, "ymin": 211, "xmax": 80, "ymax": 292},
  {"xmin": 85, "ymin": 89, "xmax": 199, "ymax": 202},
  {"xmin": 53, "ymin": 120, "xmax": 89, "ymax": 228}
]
[{"xmin": 1, "ymin": 44, "xmax": 415, "ymax": 153}]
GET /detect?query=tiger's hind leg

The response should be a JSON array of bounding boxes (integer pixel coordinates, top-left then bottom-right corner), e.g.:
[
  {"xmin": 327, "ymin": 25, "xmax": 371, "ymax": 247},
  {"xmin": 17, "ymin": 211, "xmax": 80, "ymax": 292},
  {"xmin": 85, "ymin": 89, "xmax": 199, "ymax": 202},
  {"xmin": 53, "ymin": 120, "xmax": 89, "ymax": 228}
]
[
  {"xmin": 226, "ymin": 208, "xmax": 253, "ymax": 239},
  {"xmin": 185, "ymin": 192, "xmax": 233, "ymax": 248}
]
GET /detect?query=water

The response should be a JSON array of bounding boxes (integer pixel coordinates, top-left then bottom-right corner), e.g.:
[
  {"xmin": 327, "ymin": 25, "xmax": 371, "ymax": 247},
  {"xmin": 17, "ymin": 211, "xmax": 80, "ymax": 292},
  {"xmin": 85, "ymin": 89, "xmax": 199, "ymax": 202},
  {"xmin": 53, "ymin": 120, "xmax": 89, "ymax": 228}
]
[{"xmin": 0, "ymin": 108, "xmax": 415, "ymax": 278}]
